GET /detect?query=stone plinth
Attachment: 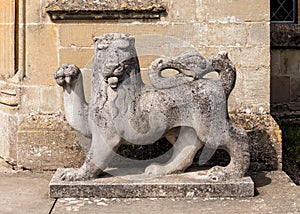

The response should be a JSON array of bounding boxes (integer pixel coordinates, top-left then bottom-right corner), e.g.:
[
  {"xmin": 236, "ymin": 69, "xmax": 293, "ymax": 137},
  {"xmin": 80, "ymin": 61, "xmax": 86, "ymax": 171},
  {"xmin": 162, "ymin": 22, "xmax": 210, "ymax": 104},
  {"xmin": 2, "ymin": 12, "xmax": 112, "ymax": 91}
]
[{"xmin": 50, "ymin": 168, "xmax": 254, "ymax": 198}]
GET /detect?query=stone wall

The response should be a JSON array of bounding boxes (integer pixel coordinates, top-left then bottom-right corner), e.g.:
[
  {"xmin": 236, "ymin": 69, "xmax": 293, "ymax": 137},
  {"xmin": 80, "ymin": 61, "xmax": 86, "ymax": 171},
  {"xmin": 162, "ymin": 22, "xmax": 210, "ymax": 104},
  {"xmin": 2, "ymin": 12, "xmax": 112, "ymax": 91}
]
[
  {"xmin": 271, "ymin": 24, "xmax": 300, "ymax": 122},
  {"xmin": 0, "ymin": 0, "xmax": 281, "ymax": 171}
]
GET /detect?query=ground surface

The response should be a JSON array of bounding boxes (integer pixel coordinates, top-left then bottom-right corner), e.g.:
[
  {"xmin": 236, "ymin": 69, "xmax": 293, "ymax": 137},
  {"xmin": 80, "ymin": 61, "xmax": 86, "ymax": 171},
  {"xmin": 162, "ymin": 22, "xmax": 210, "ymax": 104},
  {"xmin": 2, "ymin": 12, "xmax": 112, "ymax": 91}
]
[{"xmin": 0, "ymin": 159, "xmax": 299, "ymax": 214}]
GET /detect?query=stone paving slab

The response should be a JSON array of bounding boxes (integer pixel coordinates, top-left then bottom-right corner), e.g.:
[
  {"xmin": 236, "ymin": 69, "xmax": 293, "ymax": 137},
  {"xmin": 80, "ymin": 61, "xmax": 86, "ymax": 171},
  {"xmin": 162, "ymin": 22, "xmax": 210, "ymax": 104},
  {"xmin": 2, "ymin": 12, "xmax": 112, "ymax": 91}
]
[
  {"xmin": 0, "ymin": 171, "xmax": 55, "ymax": 214},
  {"xmin": 0, "ymin": 165, "xmax": 299, "ymax": 214},
  {"xmin": 51, "ymin": 171, "xmax": 300, "ymax": 214},
  {"xmin": 50, "ymin": 168, "xmax": 254, "ymax": 198}
]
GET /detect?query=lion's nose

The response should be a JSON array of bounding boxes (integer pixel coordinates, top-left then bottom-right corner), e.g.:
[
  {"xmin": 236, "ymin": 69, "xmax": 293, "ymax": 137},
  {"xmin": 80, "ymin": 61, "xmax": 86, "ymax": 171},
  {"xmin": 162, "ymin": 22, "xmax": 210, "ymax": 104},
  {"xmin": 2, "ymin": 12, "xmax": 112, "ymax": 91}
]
[{"xmin": 104, "ymin": 63, "xmax": 119, "ymax": 70}]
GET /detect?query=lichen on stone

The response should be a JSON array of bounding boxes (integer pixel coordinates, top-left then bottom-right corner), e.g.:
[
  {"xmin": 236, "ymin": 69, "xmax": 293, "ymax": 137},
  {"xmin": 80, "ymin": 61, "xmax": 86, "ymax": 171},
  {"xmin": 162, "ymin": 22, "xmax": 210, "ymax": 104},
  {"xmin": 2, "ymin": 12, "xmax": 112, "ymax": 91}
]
[{"xmin": 45, "ymin": 0, "xmax": 166, "ymax": 12}]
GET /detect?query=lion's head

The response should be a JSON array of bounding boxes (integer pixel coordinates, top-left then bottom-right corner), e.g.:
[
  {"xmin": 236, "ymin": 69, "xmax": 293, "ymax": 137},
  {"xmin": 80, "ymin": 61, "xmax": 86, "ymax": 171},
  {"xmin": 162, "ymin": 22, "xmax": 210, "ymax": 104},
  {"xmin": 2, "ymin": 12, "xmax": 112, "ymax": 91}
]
[{"xmin": 93, "ymin": 33, "xmax": 141, "ymax": 89}]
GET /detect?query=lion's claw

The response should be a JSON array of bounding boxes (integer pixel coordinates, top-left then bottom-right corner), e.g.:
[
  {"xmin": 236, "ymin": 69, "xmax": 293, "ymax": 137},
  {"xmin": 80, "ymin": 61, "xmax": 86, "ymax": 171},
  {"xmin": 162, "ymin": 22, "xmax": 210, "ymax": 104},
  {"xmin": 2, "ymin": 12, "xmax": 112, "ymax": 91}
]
[
  {"xmin": 145, "ymin": 164, "xmax": 167, "ymax": 176},
  {"xmin": 54, "ymin": 64, "xmax": 80, "ymax": 87},
  {"xmin": 60, "ymin": 168, "xmax": 88, "ymax": 181}
]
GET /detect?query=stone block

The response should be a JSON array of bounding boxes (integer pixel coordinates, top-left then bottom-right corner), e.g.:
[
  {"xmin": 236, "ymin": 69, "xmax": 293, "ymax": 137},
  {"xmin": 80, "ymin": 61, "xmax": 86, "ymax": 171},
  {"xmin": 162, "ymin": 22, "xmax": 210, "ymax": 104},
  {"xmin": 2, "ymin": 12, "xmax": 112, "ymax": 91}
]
[
  {"xmin": 271, "ymin": 76, "xmax": 290, "ymax": 104},
  {"xmin": 0, "ymin": 111, "xmax": 18, "ymax": 160},
  {"xmin": 0, "ymin": 24, "xmax": 15, "ymax": 79},
  {"xmin": 290, "ymin": 77, "xmax": 300, "ymax": 102},
  {"xmin": 247, "ymin": 23, "xmax": 270, "ymax": 46},
  {"xmin": 288, "ymin": 102, "xmax": 300, "ymax": 112},
  {"xmin": 59, "ymin": 23, "xmax": 208, "ymax": 49},
  {"xmin": 242, "ymin": 67, "xmax": 270, "ymax": 110},
  {"xmin": 228, "ymin": 66, "xmax": 270, "ymax": 113},
  {"xmin": 231, "ymin": 113, "xmax": 282, "ymax": 171},
  {"xmin": 280, "ymin": 49, "xmax": 300, "ymax": 77},
  {"xmin": 19, "ymin": 86, "xmax": 40, "ymax": 114},
  {"xmin": 26, "ymin": 0, "xmax": 41, "ymax": 23},
  {"xmin": 59, "ymin": 24, "xmax": 95, "ymax": 47},
  {"xmin": 17, "ymin": 114, "xmax": 85, "ymax": 170},
  {"xmin": 168, "ymin": 0, "xmax": 196, "ymax": 21},
  {"xmin": 93, "ymin": 24, "xmax": 170, "ymax": 40},
  {"xmin": 18, "ymin": 85, "xmax": 63, "ymax": 114},
  {"xmin": 26, "ymin": 24, "xmax": 58, "ymax": 85},
  {"xmin": 50, "ymin": 169, "xmax": 254, "ymax": 198},
  {"xmin": 59, "ymin": 48, "xmax": 94, "ymax": 68},
  {"xmin": 39, "ymin": 86, "xmax": 63, "ymax": 114},
  {"xmin": 138, "ymin": 55, "xmax": 160, "ymax": 69},
  {"xmin": 271, "ymin": 24, "xmax": 300, "ymax": 47},
  {"xmin": 230, "ymin": 47, "xmax": 270, "ymax": 68},
  {"xmin": 197, "ymin": 0, "xmax": 269, "ymax": 22},
  {"xmin": 271, "ymin": 50, "xmax": 282, "ymax": 76},
  {"xmin": 0, "ymin": 0, "xmax": 15, "ymax": 23},
  {"xmin": 207, "ymin": 23, "xmax": 247, "ymax": 47}
]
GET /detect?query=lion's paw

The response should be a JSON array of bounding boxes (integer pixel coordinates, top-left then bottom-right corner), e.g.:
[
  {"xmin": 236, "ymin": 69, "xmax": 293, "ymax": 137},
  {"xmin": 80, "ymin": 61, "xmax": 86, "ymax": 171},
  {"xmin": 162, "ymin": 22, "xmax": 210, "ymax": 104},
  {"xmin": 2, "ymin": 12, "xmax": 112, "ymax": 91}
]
[
  {"xmin": 60, "ymin": 168, "xmax": 89, "ymax": 181},
  {"xmin": 207, "ymin": 166, "xmax": 227, "ymax": 181},
  {"xmin": 54, "ymin": 64, "xmax": 80, "ymax": 87},
  {"xmin": 207, "ymin": 166, "xmax": 242, "ymax": 181},
  {"xmin": 145, "ymin": 164, "xmax": 166, "ymax": 176}
]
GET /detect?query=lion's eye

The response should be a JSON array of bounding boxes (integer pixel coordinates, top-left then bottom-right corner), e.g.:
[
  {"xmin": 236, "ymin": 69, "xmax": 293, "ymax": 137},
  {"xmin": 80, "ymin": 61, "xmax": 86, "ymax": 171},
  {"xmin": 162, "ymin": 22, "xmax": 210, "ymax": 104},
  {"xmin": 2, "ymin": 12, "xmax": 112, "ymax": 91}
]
[{"xmin": 113, "ymin": 65, "xmax": 123, "ymax": 76}]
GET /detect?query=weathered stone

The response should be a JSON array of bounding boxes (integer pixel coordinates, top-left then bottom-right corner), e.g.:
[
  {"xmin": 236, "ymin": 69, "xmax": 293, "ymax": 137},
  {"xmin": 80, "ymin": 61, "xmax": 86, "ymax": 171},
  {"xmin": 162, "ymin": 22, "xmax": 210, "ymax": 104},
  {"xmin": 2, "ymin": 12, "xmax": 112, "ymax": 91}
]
[
  {"xmin": 59, "ymin": 48, "xmax": 94, "ymax": 68},
  {"xmin": 46, "ymin": 0, "xmax": 166, "ymax": 12},
  {"xmin": 0, "ymin": 0, "xmax": 280, "ymax": 179},
  {"xmin": 271, "ymin": 48, "xmax": 300, "ymax": 121},
  {"xmin": 271, "ymin": 24, "xmax": 300, "ymax": 47},
  {"xmin": 45, "ymin": 0, "xmax": 166, "ymax": 20},
  {"xmin": 247, "ymin": 23, "xmax": 270, "ymax": 46},
  {"xmin": 271, "ymin": 76, "xmax": 290, "ymax": 104},
  {"xmin": 26, "ymin": 24, "xmax": 58, "ymax": 85},
  {"xmin": 230, "ymin": 113, "xmax": 282, "ymax": 171},
  {"xmin": 17, "ymin": 114, "xmax": 85, "ymax": 170},
  {"xmin": 207, "ymin": 24, "xmax": 247, "ymax": 47},
  {"xmin": 196, "ymin": 0, "xmax": 269, "ymax": 22},
  {"xmin": 0, "ymin": 111, "xmax": 18, "ymax": 161},
  {"xmin": 0, "ymin": 24, "xmax": 15, "ymax": 79},
  {"xmin": 50, "ymin": 168, "xmax": 254, "ymax": 198},
  {"xmin": 26, "ymin": 0, "xmax": 41, "ymax": 23},
  {"xmin": 53, "ymin": 33, "xmax": 250, "ymax": 186},
  {"xmin": 168, "ymin": 0, "xmax": 196, "ymax": 21}
]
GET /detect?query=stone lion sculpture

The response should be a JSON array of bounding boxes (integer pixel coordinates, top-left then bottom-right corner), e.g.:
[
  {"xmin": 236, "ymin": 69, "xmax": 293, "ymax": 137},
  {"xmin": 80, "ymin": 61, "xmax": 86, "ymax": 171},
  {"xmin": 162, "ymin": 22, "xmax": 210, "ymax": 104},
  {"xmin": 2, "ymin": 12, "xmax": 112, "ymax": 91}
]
[{"xmin": 54, "ymin": 33, "xmax": 250, "ymax": 181}]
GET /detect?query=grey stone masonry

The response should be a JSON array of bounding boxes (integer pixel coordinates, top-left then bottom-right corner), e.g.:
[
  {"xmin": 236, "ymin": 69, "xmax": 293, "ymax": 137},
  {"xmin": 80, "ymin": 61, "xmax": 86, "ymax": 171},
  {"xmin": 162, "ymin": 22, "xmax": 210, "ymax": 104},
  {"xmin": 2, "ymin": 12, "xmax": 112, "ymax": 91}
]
[{"xmin": 50, "ymin": 168, "xmax": 254, "ymax": 198}]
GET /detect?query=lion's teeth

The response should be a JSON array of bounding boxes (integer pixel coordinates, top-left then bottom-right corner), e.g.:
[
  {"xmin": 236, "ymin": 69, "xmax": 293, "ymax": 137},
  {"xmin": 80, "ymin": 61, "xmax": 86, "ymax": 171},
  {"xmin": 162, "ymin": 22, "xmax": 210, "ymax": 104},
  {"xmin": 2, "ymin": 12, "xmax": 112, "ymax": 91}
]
[
  {"xmin": 108, "ymin": 77, "xmax": 118, "ymax": 88},
  {"xmin": 65, "ymin": 76, "xmax": 71, "ymax": 84}
]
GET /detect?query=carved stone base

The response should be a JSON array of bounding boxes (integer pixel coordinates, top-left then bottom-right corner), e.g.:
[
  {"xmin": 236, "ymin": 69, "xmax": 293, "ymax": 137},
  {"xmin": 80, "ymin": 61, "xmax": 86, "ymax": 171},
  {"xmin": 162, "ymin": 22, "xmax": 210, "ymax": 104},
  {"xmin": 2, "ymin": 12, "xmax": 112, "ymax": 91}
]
[{"xmin": 50, "ymin": 168, "xmax": 254, "ymax": 198}]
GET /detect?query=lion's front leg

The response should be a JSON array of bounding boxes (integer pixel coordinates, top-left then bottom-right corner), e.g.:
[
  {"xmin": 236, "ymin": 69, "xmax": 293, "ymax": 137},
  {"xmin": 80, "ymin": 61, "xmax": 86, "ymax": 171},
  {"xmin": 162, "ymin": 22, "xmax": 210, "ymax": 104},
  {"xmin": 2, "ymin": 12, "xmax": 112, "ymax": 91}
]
[
  {"xmin": 60, "ymin": 130, "xmax": 121, "ymax": 181},
  {"xmin": 60, "ymin": 162, "xmax": 103, "ymax": 181}
]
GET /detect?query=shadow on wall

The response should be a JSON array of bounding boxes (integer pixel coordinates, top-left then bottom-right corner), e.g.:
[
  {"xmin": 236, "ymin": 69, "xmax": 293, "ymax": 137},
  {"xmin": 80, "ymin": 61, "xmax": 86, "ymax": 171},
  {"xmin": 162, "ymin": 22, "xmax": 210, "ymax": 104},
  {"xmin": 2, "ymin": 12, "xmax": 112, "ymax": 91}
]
[
  {"xmin": 276, "ymin": 122, "xmax": 300, "ymax": 185},
  {"xmin": 231, "ymin": 113, "xmax": 281, "ymax": 171}
]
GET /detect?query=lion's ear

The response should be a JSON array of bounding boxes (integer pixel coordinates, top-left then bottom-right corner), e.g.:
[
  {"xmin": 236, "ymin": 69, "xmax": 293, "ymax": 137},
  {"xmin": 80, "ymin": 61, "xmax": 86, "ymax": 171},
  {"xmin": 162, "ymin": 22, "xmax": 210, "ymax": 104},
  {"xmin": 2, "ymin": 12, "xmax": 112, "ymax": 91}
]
[{"xmin": 129, "ymin": 37, "xmax": 135, "ymax": 46}]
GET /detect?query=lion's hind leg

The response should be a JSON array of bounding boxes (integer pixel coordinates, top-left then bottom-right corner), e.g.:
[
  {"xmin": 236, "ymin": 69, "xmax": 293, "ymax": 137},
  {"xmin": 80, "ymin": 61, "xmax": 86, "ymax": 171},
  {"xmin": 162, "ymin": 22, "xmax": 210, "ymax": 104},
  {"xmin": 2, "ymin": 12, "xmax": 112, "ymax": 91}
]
[
  {"xmin": 207, "ymin": 121, "xmax": 250, "ymax": 181},
  {"xmin": 145, "ymin": 127, "xmax": 202, "ymax": 176}
]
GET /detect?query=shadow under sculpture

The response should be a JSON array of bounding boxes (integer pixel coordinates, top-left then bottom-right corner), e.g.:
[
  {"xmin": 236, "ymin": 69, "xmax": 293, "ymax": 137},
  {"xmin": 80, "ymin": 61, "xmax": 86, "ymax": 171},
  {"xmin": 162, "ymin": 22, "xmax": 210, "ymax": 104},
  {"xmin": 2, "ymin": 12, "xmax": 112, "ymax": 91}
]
[{"xmin": 54, "ymin": 33, "xmax": 250, "ymax": 182}]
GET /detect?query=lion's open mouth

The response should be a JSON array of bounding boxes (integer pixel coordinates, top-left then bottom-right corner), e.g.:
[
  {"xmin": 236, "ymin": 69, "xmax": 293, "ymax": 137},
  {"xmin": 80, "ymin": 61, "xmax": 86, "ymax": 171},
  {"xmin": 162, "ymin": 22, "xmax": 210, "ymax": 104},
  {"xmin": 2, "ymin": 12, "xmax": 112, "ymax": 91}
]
[{"xmin": 102, "ymin": 63, "xmax": 127, "ymax": 89}]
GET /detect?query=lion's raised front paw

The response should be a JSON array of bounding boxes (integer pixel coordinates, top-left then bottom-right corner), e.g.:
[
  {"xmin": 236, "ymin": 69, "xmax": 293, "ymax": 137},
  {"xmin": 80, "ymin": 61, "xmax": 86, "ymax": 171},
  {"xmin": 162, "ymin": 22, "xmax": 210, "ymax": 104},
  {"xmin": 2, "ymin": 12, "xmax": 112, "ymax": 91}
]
[
  {"xmin": 54, "ymin": 64, "xmax": 80, "ymax": 87},
  {"xmin": 60, "ymin": 168, "xmax": 89, "ymax": 181}
]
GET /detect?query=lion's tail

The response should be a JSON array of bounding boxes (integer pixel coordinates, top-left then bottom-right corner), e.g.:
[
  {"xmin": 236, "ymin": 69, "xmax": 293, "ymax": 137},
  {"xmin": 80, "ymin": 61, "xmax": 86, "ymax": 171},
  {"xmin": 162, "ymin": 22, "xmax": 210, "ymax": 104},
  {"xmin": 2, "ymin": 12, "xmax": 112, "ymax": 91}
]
[{"xmin": 208, "ymin": 51, "xmax": 236, "ymax": 99}]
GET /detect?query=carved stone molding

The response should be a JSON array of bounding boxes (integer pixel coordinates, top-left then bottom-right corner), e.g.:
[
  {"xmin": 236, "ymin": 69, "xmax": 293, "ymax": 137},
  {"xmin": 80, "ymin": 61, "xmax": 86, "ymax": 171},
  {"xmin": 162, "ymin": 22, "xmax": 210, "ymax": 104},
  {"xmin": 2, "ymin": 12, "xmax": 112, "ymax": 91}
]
[
  {"xmin": 0, "ymin": 82, "xmax": 19, "ymax": 108},
  {"xmin": 45, "ymin": 0, "xmax": 167, "ymax": 20}
]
